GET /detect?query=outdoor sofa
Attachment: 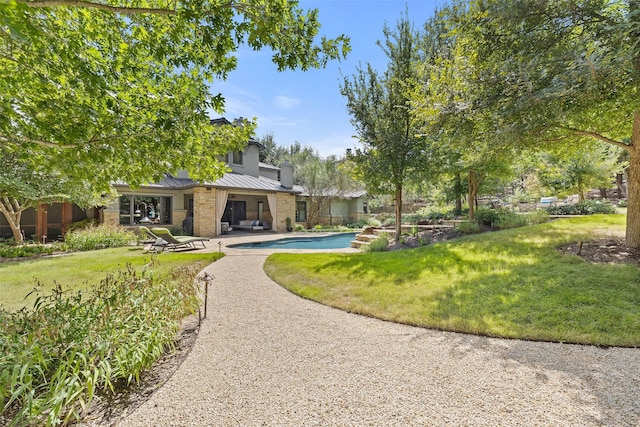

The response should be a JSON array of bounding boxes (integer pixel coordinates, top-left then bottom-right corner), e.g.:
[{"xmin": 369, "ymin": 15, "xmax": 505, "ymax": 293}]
[{"xmin": 233, "ymin": 220, "xmax": 266, "ymax": 231}]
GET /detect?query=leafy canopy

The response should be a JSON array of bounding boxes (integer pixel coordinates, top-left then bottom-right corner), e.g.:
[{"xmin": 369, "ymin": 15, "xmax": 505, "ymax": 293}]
[{"xmin": 0, "ymin": 0, "xmax": 350, "ymax": 190}]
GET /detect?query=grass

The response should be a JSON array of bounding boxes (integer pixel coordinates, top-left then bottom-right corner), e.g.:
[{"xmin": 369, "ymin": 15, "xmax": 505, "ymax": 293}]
[
  {"xmin": 264, "ymin": 214, "xmax": 640, "ymax": 347},
  {"xmin": 0, "ymin": 247, "xmax": 221, "ymax": 312}
]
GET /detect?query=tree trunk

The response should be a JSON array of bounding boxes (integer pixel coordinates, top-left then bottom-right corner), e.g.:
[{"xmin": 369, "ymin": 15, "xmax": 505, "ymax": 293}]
[
  {"xmin": 0, "ymin": 198, "xmax": 24, "ymax": 244},
  {"xmin": 468, "ymin": 170, "xmax": 478, "ymax": 220},
  {"xmin": 626, "ymin": 112, "xmax": 640, "ymax": 248},
  {"xmin": 395, "ymin": 183, "xmax": 402, "ymax": 242},
  {"xmin": 455, "ymin": 173, "xmax": 462, "ymax": 215}
]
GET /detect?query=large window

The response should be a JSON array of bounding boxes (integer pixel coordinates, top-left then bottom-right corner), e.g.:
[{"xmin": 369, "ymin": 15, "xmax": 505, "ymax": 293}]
[
  {"xmin": 119, "ymin": 195, "xmax": 172, "ymax": 225},
  {"xmin": 295, "ymin": 201, "xmax": 307, "ymax": 222}
]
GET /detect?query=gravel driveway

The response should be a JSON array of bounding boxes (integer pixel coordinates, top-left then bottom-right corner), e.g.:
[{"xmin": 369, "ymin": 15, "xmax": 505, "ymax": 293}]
[{"xmin": 119, "ymin": 236, "xmax": 640, "ymax": 426}]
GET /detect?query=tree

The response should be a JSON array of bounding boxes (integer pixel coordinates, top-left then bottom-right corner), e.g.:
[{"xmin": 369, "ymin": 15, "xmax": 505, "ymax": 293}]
[
  {"xmin": 535, "ymin": 144, "xmax": 625, "ymax": 201},
  {"xmin": 431, "ymin": 0, "xmax": 640, "ymax": 246},
  {"xmin": 0, "ymin": 152, "xmax": 107, "ymax": 243},
  {"xmin": 297, "ymin": 155, "xmax": 355, "ymax": 228},
  {"xmin": 0, "ymin": 0, "xmax": 350, "ymax": 191},
  {"xmin": 341, "ymin": 14, "xmax": 432, "ymax": 241}
]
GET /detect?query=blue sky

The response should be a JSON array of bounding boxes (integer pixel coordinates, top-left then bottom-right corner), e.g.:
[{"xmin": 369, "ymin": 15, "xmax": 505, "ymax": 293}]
[{"xmin": 212, "ymin": 0, "xmax": 444, "ymax": 158}]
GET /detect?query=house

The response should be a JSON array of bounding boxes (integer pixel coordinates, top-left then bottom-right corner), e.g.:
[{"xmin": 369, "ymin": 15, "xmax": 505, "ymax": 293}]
[
  {"xmin": 2, "ymin": 117, "xmax": 368, "ymax": 241},
  {"xmin": 103, "ymin": 118, "xmax": 300, "ymax": 237}
]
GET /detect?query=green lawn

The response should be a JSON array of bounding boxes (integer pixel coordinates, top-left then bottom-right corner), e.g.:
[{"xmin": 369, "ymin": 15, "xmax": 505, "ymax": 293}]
[
  {"xmin": 265, "ymin": 214, "xmax": 640, "ymax": 347},
  {"xmin": 0, "ymin": 247, "xmax": 220, "ymax": 312}
]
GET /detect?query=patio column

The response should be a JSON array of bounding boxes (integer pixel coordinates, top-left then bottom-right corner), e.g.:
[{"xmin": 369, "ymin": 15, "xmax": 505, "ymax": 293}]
[{"xmin": 193, "ymin": 187, "xmax": 216, "ymax": 237}]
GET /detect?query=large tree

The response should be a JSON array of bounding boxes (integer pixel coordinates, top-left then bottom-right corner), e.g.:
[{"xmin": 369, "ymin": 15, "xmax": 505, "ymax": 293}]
[
  {"xmin": 297, "ymin": 155, "xmax": 355, "ymax": 228},
  {"xmin": 341, "ymin": 15, "xmax": 432, "ymax": 241},
  {"xmin": 0, "ymin": 0, "xmax": 349, "ymax": 190},
  {"xmin": 430, "ymin": 0, "xmax": 640, "ymax": 246}
]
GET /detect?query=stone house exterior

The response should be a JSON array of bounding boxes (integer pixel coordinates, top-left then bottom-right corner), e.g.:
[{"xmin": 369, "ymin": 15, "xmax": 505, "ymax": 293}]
[{"xmin": 102, "ymin": 119, "xmax": 299, "ymax": 237}]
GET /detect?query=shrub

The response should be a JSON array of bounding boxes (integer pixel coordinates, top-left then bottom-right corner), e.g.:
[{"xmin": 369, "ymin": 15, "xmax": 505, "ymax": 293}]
[
  {"xmin": 367, "ymin": 217, "xmax": 382, "ymax": 227},
  {"xmin": 295, "ymin": 224, "xmax": 305, "ymax": 231},
  {"xmin": 64, "ymin": 225, "xmax": 136, "ymax": 251},
  {"xmin": 365, "ymin": 233, "xmax": 390, "ymax": 252},
  {"xmin": 0, "ymin": 244, "xmax": 56, "ymax": 258},
  {"xmin": 618, "ymin": 199, "xmax": 628, "ymax": 208},
  {"xmin": 345, "ymin": 219, "xmax": 368, "ymax": 229},
  {"xmin": 457, "ymin": 221, "xmax": 480, "ymax": 234},
  {"xmin": 474, "ymin": 207, "xmax": 502, "ymax": 227},
  {"xmin": 0, "ymin": 263, "xmax": 203, "ymax": 426},
  {"xmin": 546, "ymin": 200, "xmax": 617, "ymax": 215},
  {"xmin": 527, "ymin": 209, "xmax": 550, "ymax": 225}
]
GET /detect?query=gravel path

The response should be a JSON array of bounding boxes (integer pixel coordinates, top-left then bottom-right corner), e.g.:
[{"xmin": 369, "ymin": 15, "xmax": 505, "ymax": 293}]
[{"xmin": 119, "ymin": 237, "xmax": 640, "ymax": 426}]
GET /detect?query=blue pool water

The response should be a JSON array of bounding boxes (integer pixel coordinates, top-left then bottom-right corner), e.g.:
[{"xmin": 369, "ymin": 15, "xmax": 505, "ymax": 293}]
[{"xmin": 229, "ymin": 233, "xmax": 357, "ymax": 249}]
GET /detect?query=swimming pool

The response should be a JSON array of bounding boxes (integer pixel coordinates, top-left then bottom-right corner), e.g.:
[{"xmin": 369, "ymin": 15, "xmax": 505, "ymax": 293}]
[{"xmin": 229, "ymin": 233, "xmax": 357, "ymax": 250}]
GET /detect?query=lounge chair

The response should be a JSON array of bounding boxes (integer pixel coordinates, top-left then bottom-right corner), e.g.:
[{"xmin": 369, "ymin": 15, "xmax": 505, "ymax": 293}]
[
  {"xmin": 139, "ymin": 226, "xmax": 208, "ymax": 251},
  {"xmin": 151, "ymin": 227, "xmax": 209, "ymax": 251},
  {"xmin": 138, "ymin": 226, "xmax": 170, "ymax": 250}
]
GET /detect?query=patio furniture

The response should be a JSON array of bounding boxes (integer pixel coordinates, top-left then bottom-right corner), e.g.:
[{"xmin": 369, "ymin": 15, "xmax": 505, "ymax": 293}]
[
  {"xmin": 234, "ymin": 220, "xmax": 264, "ymax": 231},
  {"xmin": 139, "ymin": 226, "xmax": 209, "ymax": 251},
  {"xmin": 139, "ymin": 226, "xmax": 170, "ymax": 250}
]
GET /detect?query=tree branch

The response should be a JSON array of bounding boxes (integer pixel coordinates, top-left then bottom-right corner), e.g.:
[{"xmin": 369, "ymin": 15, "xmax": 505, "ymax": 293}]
[
  {"xmin": 23, "ymin": 0, "xmax": 178, "ymax": 15},
  {"xmin": 561, "ymin": 126, "xmax": 631, "ymax": 150},
  {"xmin": 0, "ymin": 134, "xmax": 76, "ymax": 149},
  {"xmin": 22, "ymin": 0, "xmax": 251, "ymax": 17}
]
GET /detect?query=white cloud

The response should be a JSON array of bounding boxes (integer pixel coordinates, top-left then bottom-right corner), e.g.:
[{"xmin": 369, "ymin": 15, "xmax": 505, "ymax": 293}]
[{"xmin": 271, "ymin": 95, "xmax": 301, "ymax": 110}]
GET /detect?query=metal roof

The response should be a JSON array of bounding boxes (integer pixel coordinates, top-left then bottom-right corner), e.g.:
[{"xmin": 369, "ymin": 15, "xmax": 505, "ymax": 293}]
[{"xmin": 207, "ymin": 173, "xmax": 298, "ymax": 193}]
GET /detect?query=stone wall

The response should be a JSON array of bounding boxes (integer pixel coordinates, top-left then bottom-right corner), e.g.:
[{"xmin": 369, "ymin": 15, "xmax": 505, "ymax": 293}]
[
  {"xmin": 276, "ymin": 192, "xmax": 295, "ymax": 232},
  {"xmin": 102, "ymin": 210, "xmax": 119, "ymax": 227},
  {"xmin": 193, "ymin": 187, "xmax": 216, "ymax": 237}
]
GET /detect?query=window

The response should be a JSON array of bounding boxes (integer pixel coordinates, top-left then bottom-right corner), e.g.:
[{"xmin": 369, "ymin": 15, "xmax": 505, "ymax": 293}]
[
  {"xmin": 232, "ymin": 151, "xmax": 243, "ymax": 165},
  {"xmin": 295, "ymin": 201, "xmax": 307, "ymax": 222},
  {"xmin": 119, "ymin": 195, "xmax": 172, "ymax": 225}
]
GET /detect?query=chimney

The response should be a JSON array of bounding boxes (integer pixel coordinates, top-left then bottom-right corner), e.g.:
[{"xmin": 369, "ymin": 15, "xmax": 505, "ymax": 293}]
[{"xmin": 279, "ymin": 160, "xmax": 294, "ymax": 189}]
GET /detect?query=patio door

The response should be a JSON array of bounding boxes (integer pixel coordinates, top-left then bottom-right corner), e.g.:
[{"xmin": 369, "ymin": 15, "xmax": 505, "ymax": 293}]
[{"xmin": 222, "ymin": 200, "xmax": 246, "ymax": 225}]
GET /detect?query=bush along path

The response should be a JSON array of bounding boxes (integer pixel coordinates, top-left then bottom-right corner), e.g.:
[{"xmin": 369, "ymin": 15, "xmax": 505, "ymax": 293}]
[{"xmin": 0, "ymin": 263, "xmax": 203, "ymax": 427}]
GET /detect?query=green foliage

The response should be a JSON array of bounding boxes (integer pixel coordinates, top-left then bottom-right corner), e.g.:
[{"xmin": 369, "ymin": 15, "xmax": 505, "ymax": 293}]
[
  {"xmin": 456, "ymin": 221, "xmax": 480, "ymax": 234},
  {"xmin": 546, "ymin": 200, "xmax": 617, "ymax": 216},
  {"xmin": 64, "ymin": 225, "xmax": 136, "ymax": 251},
  {"xmin": 473, "ymin": 207, "xmax": 503, "ymax": 227},
  {"xmin": 0, "ymin": 0, "xmax": 349, "ymax": 191},
  {"xmin": 535, "ymin": 145, "xmax": 625, "ymax": 200},
  {"xmin": 618, "ymin": 200, "xmax": 628, "ymax": 208},
  {"xmin": 365, "ymin": 234, "xmax": 390, "ymax": 252},
  {"xmin": 527, "ymin": 209, "xmax": 550, "ymax": 225},
  {"xmin": 294, "ymin": 224, "xmax": 305, "ymax": 231},
  {"xmin": 0, "ymin": 244, "xmax": 56, "ymax": 258},
  {"xmin": 475, "ymin": 207, "xmax": 549, "ymax": 229},
  {"xmin": 0, "ymin": 263, "xmax": 202, "ymax": 426},
  {"xmin": 341, "ymin": 14, "xmax": 439, "ymax": 241}
]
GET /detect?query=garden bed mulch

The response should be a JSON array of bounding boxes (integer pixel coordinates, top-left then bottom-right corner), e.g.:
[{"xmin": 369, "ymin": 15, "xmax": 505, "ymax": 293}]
[{"xmin": 558, "ymin": 238, "xmax": 640, "ymax": 266}]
